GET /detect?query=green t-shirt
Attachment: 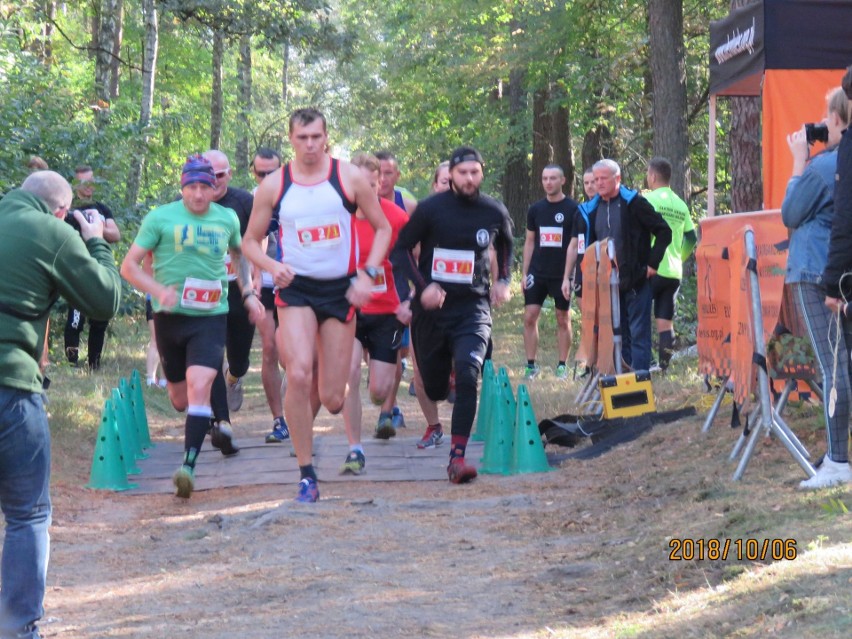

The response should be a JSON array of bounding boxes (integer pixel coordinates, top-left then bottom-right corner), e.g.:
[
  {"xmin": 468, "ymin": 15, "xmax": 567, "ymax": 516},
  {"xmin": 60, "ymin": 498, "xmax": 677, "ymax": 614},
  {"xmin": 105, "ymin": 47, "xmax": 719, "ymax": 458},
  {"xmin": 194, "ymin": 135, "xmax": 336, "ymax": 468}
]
[
  {"xmin": 135, "ymin": 200, "xmax": 241, "ymax": 316},
  {"xmin": 644, "ymin": 186, "xmax": 694, "ymax": 280}
]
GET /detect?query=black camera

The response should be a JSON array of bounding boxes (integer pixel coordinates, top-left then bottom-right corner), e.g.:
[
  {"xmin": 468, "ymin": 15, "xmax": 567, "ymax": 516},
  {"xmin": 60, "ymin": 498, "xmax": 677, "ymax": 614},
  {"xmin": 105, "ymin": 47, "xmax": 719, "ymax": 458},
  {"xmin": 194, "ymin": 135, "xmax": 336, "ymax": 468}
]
[
  {"xmin": 805, "ymin": 122, "xmax": 829, "ymax": 144},
  {"xmin": 64, "ymin": 208, "xmax": 101, "ymax": 233}
]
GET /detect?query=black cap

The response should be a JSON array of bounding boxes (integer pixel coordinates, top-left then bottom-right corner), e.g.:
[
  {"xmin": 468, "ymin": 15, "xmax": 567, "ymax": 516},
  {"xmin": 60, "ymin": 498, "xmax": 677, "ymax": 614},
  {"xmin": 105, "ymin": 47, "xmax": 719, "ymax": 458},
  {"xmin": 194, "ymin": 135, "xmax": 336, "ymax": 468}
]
[{"xmin": 449, "ymin": 146, "xmax": 484, "ymax": 170}]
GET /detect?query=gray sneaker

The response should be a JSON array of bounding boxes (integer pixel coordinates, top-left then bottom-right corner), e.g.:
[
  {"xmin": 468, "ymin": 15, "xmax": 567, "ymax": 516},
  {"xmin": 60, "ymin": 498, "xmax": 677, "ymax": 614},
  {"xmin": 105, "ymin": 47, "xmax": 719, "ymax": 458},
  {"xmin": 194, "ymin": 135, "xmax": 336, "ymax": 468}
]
[{"xmin": 225, "ymin": 369, "xmax": 244, "ymax": 412}]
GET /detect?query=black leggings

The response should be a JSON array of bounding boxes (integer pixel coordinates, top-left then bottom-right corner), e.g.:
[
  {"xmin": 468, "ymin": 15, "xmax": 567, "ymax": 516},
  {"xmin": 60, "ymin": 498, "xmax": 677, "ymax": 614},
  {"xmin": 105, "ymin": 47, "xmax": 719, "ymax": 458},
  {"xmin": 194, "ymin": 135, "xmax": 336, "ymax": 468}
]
[
  {"xmin": 64, "ymin": 307, "xmax": 108, "ymax": 369},
  {"xmin": 413, "ymin": 302, "xmax": 491, "ymax": 439}
]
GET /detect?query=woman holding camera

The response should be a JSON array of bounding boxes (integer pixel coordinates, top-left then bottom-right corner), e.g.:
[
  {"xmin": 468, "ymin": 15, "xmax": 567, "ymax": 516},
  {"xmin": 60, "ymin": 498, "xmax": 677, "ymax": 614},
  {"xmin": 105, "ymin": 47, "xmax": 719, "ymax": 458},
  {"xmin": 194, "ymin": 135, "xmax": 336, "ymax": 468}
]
[{"xmin": 783, "ymin": 85, "xmax": 852, "ymax": 489}]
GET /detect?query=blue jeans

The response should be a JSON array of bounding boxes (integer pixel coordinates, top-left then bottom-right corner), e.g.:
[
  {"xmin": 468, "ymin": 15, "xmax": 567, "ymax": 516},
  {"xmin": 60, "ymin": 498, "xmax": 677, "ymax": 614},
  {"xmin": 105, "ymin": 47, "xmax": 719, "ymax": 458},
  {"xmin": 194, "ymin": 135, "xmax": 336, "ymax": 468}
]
[
  {"xmin": 620, "ymin": 280, "xmax": 653, "ymax": 372},
  {"xmin": 0, "ymin": 389, "xmax": 51, "ymax": 639}
]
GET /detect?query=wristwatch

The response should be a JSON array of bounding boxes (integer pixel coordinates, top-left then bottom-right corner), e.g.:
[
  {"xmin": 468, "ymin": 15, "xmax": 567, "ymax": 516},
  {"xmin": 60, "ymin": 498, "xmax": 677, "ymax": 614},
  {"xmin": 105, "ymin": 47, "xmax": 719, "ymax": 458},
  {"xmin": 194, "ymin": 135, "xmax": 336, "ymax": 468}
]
[{"xmin": 363, "ymin": 266, "xmax": 380, "ymax": 281}]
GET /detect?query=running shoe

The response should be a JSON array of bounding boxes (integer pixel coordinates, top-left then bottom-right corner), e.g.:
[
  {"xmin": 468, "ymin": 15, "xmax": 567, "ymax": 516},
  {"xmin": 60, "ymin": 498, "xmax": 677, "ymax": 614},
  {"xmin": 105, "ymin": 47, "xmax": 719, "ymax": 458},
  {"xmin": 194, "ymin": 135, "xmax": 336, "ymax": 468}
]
[
  {"xmin": 265, "ymin": 417, "xmax": 290, "ymax": 443},
  {"xmin": 172, "ymin": 464, "xmax": 194, "ymax": 498},
  {"xmin": 391, "ymin": 406, "xmax": 406, "ymax": 429},
  {"xmin": 339, "ymin": 450, "xmax": 366, "ymax": 475},
  {"xmin": 408, "ymin": 381, "xmax": 417, "ymax": 396},
  {"xmin": 375, "ymin": 412, "xmax": 396, "ymax": 440},
  {"xmin": 417, "ymin": 425, "xmax": 444, "ymax": 449},
  {"xmin": 295, "ymin": 477, "xmax": 319, "ymax": 503},
  {"xmin": 225, "ymin": 368, "xmax": 244, "ymax": 411},
  {"xmin": 523, "ymin": 364, "xmax": 541, "ymax": 380},
  {"xmin": 555, "ymin": 364, "xmax": 568, "ymax": 380},
  {"xmin": 447, "ymin": 457, "xmax": 478, "ymax": 484},
  {"xmin": 210, "ymin": 421, "xmax": 240, "ymax": 456},
  {"xmin": 799, "ymin": 458, "xmax": 852, "ymax": 489}
]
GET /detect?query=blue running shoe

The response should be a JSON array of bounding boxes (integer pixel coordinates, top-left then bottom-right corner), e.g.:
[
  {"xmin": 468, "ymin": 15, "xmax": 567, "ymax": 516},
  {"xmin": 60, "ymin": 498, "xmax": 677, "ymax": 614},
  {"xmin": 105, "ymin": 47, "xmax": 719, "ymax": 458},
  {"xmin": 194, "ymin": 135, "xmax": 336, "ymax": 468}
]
[
  {"xmin": 295, "ymin": 477, "xmax": 319, "ymax": 503},
  {"xmin": 391, "ymin": 406, "xmax": 406, "ymax": 429},
  {"xmin": 265, "ymin": 417, "xmax": 290, "ymax": 443}
]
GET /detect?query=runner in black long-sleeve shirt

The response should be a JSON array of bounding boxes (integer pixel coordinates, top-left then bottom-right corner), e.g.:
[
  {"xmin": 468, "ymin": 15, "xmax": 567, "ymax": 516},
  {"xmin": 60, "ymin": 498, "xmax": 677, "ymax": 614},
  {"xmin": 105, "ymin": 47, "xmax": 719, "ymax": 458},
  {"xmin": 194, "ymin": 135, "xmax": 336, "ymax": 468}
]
[{"xmin": 396, "ymin": 146, "xmax": 513, "ymax": 483}]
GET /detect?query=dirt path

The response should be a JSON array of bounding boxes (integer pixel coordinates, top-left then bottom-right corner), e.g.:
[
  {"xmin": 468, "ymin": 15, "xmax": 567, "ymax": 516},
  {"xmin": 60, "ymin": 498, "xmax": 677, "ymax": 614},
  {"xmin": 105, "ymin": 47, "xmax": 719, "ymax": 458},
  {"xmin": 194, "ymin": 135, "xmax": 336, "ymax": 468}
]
[{"xmin": 37, "ymin": 368, "xmax": 846, "ymax": 639}]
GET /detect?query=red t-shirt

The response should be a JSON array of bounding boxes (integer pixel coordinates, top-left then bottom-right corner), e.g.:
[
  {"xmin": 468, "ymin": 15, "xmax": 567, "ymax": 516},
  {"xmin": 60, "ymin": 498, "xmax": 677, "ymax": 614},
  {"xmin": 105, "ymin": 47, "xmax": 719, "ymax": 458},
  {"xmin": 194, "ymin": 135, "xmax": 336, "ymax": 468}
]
[{"xmin": 355, "ymin": 198, "xmax": 408, "ymax": 315}]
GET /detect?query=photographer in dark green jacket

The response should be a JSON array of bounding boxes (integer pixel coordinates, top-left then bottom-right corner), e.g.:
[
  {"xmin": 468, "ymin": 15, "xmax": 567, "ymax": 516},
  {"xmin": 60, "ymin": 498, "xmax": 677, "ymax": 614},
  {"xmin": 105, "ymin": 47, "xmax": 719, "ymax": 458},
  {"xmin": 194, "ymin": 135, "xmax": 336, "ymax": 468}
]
[{"xmin": 0, "ymin": 170, "xmax": 121, "ymax": 639}]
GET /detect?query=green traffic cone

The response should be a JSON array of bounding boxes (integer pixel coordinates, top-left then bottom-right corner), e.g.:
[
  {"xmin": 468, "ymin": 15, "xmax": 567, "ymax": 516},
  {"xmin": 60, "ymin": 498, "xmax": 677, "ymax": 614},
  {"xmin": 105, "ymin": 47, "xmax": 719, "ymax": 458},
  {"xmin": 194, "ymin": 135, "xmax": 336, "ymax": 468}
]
[
  {"xmin": 129, "ymin": 370, "xmax": 153, "ymax": 449},
  {"xmin": 480, "ymin": 368, "xmax": 515, "ymax": 475},
  {"xmin": 119, "ymin": 380, "xmax": 149, "ymax": 460},
  {"xmin": 472, "ymin": 360, "xmax": 496, "ymax": 441},
  {"xmin": 87, "ymin": 399, "xmax": 137, "ymax": 491},
  {"xmin": 511, "ymin": 384, "xmax": 553, "ymax": 474},
  {"xmin": 112, "ymin": 388, "xmax": 142, "ymax": 473}
]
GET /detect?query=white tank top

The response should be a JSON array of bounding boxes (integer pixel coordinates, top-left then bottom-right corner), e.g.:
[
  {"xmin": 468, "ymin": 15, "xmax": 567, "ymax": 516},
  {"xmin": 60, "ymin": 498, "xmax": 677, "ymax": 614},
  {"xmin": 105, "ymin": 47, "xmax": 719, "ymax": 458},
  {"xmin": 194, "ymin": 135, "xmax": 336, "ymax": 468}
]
[{"xmin": 273, "ymin": 158, "xmax": 358, "ymax": 280}]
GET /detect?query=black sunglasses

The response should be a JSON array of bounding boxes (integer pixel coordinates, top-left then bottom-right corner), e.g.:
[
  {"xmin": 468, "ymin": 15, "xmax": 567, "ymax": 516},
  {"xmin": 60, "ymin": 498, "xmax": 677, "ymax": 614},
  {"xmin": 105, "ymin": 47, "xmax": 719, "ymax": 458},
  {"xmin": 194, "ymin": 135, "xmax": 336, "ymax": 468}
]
[{"xmin": 254, "ymin": 169, "xmax": 276, "ymax": 178}]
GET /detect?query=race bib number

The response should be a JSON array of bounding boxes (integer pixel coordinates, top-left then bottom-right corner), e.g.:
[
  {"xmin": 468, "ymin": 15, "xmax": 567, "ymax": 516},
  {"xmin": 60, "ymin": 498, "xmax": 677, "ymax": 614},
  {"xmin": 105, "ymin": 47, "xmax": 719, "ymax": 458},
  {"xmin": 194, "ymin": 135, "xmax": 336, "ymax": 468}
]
[
  {"xmin": 371, "ymin": 268, "xmax": 388, "ymax": 294},
  {"xmin": 224, "ymin": 254, "xmax": 237, "ymax": 282},
  {"xmin": 295, "ymin": 215, "xmax": 342, "ymax": 248},
  {"xmin": 577, "ymin": 233, "xmax": 586, "ymax": 255},
  {"xmin": 180, "ymin": 277, "xmax": 222, "ymax": 310},
  {"xmin": 540, "ymin": 226, "xmax": 563, "ymax": 248},
  {"xmin": 431, "ymin": 248, "xmax": 475, "ymax": 284}
]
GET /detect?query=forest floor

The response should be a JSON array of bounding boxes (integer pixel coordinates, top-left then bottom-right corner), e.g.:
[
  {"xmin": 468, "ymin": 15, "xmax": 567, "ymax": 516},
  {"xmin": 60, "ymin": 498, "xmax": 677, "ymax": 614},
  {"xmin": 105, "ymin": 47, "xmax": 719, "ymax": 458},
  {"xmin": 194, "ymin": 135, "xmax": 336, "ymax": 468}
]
[{"xmin": 24, "ymin": 306, "xmax": 852, "ymax": 638}]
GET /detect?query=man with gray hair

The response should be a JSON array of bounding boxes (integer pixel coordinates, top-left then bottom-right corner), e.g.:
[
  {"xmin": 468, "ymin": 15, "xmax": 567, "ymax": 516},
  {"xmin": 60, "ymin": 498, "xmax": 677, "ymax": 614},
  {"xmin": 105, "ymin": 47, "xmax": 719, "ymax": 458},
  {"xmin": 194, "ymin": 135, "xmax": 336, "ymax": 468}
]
[
  {"xmin": 0, "ymin": 170, "xmax": 121, "ymax": 638},
  {"xmin": 562, "ymin": 159, "xmax": 670, "ymax": 371}
]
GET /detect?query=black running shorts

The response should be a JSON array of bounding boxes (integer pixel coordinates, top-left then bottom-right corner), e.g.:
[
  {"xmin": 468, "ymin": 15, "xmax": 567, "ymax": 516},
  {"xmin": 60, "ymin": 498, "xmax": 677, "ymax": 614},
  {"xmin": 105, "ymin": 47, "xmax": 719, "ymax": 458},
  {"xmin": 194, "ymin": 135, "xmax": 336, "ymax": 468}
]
[
  {"xmin": 276, "ymin": 274, "xmax": 355, "ymax": 324},
  {"xmin": 523, "ymin": 273, "xmax": 570, "ymax": 310},
  {"xmin": 153, "ymin": 313, "xmax": 227, "ymax": 383},
  {"xmin": 650, "ymin": 274, "xmax": 680, "ymax": 321},
  {"xmin": 355, "ymin": 313, "xmax": 404, "ymax": 364}
]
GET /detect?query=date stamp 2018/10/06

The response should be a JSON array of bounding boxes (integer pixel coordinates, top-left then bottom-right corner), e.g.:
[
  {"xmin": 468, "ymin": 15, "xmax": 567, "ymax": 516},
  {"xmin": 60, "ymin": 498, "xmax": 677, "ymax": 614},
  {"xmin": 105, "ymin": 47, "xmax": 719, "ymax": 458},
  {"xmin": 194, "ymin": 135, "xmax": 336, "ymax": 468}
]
[{"xmin": 668, "ymin": 538, "xmax": 797, "ymax": 561}]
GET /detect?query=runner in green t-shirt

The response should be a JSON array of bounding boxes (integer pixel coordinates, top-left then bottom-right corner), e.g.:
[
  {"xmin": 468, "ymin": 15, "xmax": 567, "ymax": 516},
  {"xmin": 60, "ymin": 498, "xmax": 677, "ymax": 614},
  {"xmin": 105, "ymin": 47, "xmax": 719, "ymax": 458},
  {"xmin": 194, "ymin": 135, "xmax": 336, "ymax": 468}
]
[
  {"xmin": 121, "ymin": 155, "xmax": 264, "ymax": 498},
  {"xmin": 644, "ymin": 157, "xmax": 697, "ymax": 370}
]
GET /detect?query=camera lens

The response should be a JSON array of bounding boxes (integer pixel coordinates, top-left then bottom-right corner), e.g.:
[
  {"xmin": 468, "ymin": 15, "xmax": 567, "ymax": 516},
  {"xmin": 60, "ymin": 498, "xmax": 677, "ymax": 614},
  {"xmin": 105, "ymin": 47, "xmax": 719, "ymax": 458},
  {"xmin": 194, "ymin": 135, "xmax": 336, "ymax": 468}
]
[{"xmin": 805, "ymin": 123, "xmax": 829, "ymax": 144}]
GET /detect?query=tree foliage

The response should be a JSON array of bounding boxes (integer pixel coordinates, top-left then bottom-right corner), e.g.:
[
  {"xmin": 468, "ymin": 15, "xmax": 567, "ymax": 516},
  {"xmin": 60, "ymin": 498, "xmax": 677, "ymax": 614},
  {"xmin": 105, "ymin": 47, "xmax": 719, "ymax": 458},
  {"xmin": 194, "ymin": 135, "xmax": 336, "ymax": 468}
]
[{"xmin": 1, "ymin": 0, "xmax": 741, "ymax": 226}]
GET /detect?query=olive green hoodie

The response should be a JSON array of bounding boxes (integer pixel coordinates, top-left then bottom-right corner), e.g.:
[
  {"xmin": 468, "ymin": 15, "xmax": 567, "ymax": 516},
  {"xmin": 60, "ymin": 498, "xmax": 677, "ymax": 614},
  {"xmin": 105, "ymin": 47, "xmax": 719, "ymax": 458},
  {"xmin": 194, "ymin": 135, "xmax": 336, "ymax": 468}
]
[{"xmin": 0, "ymin": 189, "xmax": 121, "ymax": 393}]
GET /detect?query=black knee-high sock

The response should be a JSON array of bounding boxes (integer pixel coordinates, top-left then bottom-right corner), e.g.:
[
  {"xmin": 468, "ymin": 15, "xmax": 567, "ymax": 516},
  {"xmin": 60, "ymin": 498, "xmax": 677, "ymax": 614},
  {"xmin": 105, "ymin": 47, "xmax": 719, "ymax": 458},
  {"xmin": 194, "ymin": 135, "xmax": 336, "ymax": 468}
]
[
  {"xmin": 210, "ymin": 366, "xmax": 230, "ymax": 423},
  {"xmin": 659, "ymin": 330, "xmax": 674, "ymax": 370},
  {"xmin": 184, "ymin": 413, "xmax": 211, "ymax": 467}
]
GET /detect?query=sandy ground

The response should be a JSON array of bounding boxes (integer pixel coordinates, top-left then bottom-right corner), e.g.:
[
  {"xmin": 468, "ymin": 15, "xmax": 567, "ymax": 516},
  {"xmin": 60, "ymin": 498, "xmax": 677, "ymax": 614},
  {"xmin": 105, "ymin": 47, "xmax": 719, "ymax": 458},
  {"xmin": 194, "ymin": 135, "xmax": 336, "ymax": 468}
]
[{"xmin": 31, "ymin": 369, "xmax": 843, "ymax": 639}]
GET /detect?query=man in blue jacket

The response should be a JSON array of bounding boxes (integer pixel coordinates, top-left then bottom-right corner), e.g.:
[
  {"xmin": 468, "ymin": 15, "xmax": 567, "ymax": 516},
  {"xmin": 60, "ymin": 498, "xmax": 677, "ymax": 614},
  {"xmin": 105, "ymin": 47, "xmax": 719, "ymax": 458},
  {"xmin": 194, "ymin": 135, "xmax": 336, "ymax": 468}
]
[{"xmin": 561, "ymin": 159, "xmax": 671, "ymax": 371}]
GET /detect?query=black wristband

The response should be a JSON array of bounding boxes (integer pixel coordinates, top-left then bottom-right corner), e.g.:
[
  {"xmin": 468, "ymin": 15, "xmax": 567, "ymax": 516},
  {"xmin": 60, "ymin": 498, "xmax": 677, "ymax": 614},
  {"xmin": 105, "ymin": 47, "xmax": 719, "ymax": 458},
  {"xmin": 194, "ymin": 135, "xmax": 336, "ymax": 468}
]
[{"xmin": 242, "ymin": 289, "xmax": 257, "ymax": 301}]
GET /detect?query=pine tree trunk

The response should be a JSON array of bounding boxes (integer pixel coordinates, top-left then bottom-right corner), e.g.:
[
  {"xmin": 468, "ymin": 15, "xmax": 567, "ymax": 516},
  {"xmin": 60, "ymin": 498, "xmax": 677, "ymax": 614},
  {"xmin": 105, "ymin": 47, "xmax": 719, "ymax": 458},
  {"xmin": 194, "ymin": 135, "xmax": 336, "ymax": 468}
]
[
  {"xmin": 126, "ymin": 0, "xmax": 158, "ymax": 207},
  {"xmin": 648, "ymin": 0, "xmax": 690, "ymax": 199},
  {"xmin": 551, "ymin": 93, "xmax": 574, "ymax": 199},
  {"xmin": 729, "ymin": 0, "xmax": 762, "ymax": 212},
  {"xmin": 502, "ymin": 66, "xmax": 530, "ymax": 232},
  {"xmin": 530, "ymin": 87, "xmax": 553, "ymax": 202},
  {"xmin": 94, "ymin": 0, "xmax": 118, "ymax": 128},
  {"xmin": 108, "ymin": 0, "xmax": 124, "ymax": 99},
  {"xmin": 581, "ymin": 124, "xmax": 615, "ymax": 173},
  {"xmin": 40, "ymin": 1, "xmax": 55, "ymax": 64},
  {"xmin": 282, "ymin": 41, "xmax": 290, "ymax": 106},
  {"xmin": 210, "ymin": 30, "xmax": 224, "ymax": 151},
  {"xmin": 235, "ymin": 34, "xmax": 252, "ymax": 174}
]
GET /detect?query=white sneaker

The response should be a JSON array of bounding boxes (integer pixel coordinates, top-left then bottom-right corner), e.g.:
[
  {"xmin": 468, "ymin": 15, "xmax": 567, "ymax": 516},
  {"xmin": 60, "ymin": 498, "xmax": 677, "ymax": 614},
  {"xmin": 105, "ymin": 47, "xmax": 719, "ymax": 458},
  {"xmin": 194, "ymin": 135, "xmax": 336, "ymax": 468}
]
[{"xmin": 799, "ymin": 458, "xmax": 852, "ymax": 490}]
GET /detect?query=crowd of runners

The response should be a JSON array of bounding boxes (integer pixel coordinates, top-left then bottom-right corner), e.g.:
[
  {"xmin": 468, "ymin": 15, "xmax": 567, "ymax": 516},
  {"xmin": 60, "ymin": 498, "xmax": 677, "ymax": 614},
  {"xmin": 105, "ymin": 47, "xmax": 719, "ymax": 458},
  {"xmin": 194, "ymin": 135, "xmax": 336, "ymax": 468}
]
[{"xmin": 117, "ymin": 108, "xmax": 517, "ymax": 502}]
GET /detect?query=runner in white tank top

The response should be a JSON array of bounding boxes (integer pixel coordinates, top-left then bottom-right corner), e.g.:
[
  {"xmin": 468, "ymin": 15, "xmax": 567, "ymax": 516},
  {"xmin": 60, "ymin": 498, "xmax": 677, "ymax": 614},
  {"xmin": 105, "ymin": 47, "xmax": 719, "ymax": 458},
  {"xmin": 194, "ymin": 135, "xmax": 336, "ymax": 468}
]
[{"xmin": 242, "ymin": 108, "xmax": 391, "ymax": 504}]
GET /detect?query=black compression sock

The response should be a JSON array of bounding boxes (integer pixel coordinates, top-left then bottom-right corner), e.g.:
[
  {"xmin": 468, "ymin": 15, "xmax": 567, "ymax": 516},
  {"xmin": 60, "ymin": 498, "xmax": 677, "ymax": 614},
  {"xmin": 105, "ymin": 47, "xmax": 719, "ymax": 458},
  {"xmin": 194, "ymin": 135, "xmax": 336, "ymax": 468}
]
[{"xmin": 299, "ymin": 464, "xmax": 318, "ymax": 482}]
